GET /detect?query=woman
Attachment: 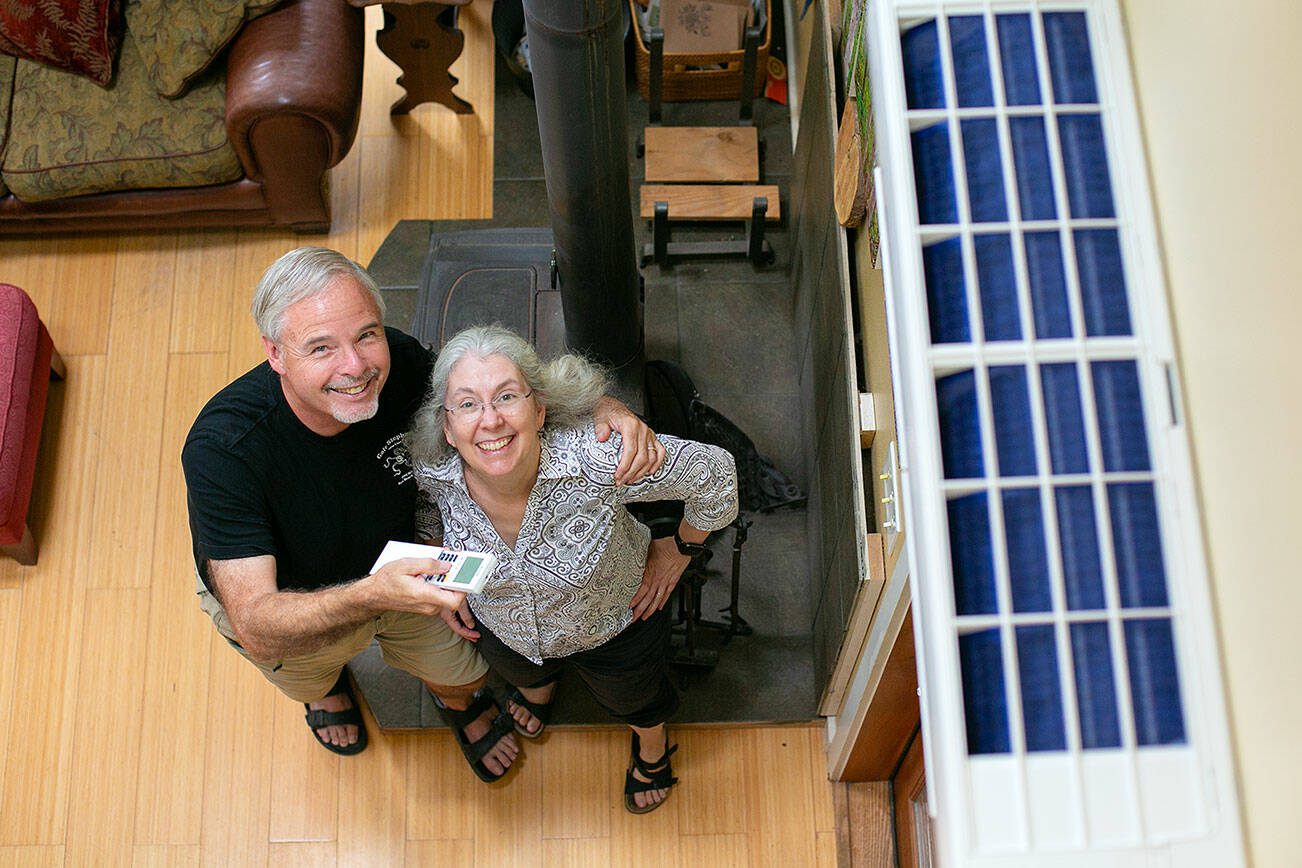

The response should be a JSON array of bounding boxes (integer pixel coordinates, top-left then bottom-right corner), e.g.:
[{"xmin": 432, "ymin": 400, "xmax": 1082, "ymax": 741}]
[{"xmin": 407, "ymin": 325, "xmax": 737, "ymax": 813}]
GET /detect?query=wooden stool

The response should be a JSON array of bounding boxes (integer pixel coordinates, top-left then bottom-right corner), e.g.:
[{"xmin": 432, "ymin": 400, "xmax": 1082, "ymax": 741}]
[{"xmin": 0, "ymin": 284, "xmax": 65, "ymax": 565}]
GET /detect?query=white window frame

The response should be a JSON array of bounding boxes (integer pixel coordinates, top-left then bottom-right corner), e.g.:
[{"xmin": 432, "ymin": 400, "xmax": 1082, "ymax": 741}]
[{"xmin": 864, "ymin": 1, "xmax": 1244, "ymax": 864}]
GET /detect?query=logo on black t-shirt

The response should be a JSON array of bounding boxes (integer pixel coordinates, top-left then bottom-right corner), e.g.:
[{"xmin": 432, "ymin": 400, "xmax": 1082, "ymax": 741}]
[{"xmin": 378, "ymin": 434, "xmax": 414, "ymax": 484}]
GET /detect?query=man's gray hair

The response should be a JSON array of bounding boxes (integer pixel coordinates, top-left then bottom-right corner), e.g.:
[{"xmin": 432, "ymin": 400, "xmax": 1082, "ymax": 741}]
[
  {"xmin": 407, "ymin": 324, "xmax": 609, "ymax": 466},
  {"xmin": 251, "ymin": 247, "xmax": 385, "ymax": 341}
]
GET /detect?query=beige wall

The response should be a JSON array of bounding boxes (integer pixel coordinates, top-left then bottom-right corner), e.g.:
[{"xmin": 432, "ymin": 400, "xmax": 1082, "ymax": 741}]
[{"xmin": 1122, "ymin": 1, "xmax": 1302, "ymax": 863}]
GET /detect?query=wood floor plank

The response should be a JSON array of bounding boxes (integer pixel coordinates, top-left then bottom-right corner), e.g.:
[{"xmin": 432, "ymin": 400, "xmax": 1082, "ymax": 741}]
[
  {"xmin": 225, "ymin": 232, "xmax": 295, "ymax": 380},
  {"xmin": 405, "ymin": 732, "xmax": 479, "ymax": 840},
  {"xmin": 170, "ymin": 232, "xmax": 240, "ymax": 354},
  {"xmin": 199, "ymin": 639, "xmax": 276, "ymax": 867},
  {"xmin": 0, "ymin": 360, "xmax": 103, "ymax": 845},
  {"xmin": 678, "ymin": 833, "xmax": 752, "ymax": 866},
  {"xmin": 0, "ymin": 845, "xmax": 63, "ymax": 867},
  {"xmin": 815, "ymin": 830, "xmax": 838, "ymax": 867},
  {"xmin": 744, "ymin": 728, "xmax": 819, "ymax": 866},
  {"xmin": 541, "ymin": 837, "xmax": 613, "ymax": 866},
  {"xmin": 64, "ymin": 589, "xmax": 150, "ymax": 865},
  {"xmin": 132, "ymin": 844, "xmax": 200, "ymax": 867},
  {"xmin": 86, "ymin": 236, "xmax": 179, "ymax": 589},
  {"xmin": 268, "ymin": 692, "xmax": 341, "ymax": 842},
  {"xmin": 540, "ymin": 730, "xmax": 610, "ymax": 840},
  {"xmin": 42, "ymin": 236, "xmax": 120, "ymax": 355},
  {"xmin": 337, "ymin": 731, "xmax": 409, "ymax": 867},
  {"xmin": 405, "ymin": 838, "xmax": 473, "ymax": 867},
  {"xmin": 607, "ymin": 728, "xmax": 682, "ymax": 868},
  {"xmin": 0, "ymin": 591, "xmax": 22, "ymax": 816},
  {"xmin": 809, "ymin": 727, "xmax": 836, "ymax": 833},
  {"xmin": 134, "ymin": 353, "xmax": 227, "ymax": 845},
  {"xmin": 470, "ymin": 738, "xmax": 543, "ymax": 868},
  {"xmin": 266, "ymin": 841, "xmax": 337, "ymax": 867},
  {"xmin": 672, "ymin": 729, "xmax": 746, "ymax": 837}
]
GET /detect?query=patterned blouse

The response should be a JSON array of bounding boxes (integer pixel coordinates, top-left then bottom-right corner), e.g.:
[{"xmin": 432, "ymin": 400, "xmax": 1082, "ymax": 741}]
[{"xmin": 413, "ymin": 426, "xmax": 739, "ymax": 664}]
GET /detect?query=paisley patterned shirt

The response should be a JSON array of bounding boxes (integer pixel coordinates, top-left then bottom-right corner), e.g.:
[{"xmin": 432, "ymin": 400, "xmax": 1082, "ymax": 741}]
[{"xmin": 413, "ymin": 426, "xmax": 738, "ymax": 664}]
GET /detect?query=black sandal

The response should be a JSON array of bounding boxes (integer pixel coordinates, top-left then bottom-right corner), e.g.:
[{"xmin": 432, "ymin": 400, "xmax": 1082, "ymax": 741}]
[
  {"xmin": 304, "ymin": 669, "xmax": 368, "ymax": 756},
  {"xmin": 505, "ymin": 685, "xmax": 555, "ymax": 739},
  {"xmin": 432, "ymin": 687, "xmax": 517, "ymax": 783},
  {"xmin": 623, "ymin": 731, "xmax": 678, "ymax": 814}
]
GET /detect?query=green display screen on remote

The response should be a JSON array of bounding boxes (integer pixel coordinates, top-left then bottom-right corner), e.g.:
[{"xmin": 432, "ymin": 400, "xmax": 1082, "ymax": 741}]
[{"xmin": 452, "ymin": 555, "xmax": 483, "ymax": 584}]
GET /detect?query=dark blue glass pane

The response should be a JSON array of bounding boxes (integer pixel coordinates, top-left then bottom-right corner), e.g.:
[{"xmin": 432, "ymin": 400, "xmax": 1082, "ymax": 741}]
[
  {"xmin": 902, "ymin": 20, "xmax": 945, "ymax": 109},
  {"xmin": 1017, "ymin": 625, "xmax": 1067, "ymax": 751},
  {"xmin": 997, "ymin": 14, "xmax": 1040, "ymax": 105},
  {"xmin": 1010, "ymin": 116, "xmax": 1056, "ymax": 220},
  {"xmin": 989, "ymin": 365, "xmax": 1035, "ymax": 476},
  {"xmin": 1043, "ymin": 12, "xmax": 1098, "ymax": 104},
  {"xmin": 924, "ymin": 238, "xmax": 970, "ymax": 343},
  {"xmin": 1040, "ymin": 363, "xmax": 1089, "ymax": 474},
  {"xmin": 949, "ymin": 15, "xmax": 993, "ymax": 107},
  {"xmin": 962, "ymin": 119, "xmax": 1008, "ymax": 222},
  {"xmin": 1070, "ymin": 621, "xmax": 1122, "ymax": 748},
  {"xmin": 936, "ymin": 370, "xmax": 984, "ymax": 478},
  {"xmin": 1092, "ymin": 361, "xmax": 1150, "ymax": 472},
  {"xmin": 1004, "ymin": 488, "xmax": 1052, "ymax": 612},
  {"xmin": 1109, "ymin": 482, "xmax": 1169, "ymax": 608},
  {"xmin": 1055, "ymin": 485, "xmax": 1105, "ymax": 610},
  {"xmin": 974, "ymin": 234, "xmax": 1021, "ymax": 340},
  {"xmin": 1075, "ymin": 229, "xmax": 1132, "ymax": 336},
  {"xmin": 912, "ymin": 125, "xmax": 958, "ymax": 224},
  {"xmin": 960, "ymin": 629, "xmax": 1011, "ymax": 754},
  {"xmin": 1059, "ymin": 114, "xmax": 1115, "ymax": 218},
  {"xmin": 949, "ymin": 493, "xmax": 997, "ymax": 615},
  {"xmin": 1125, "ymin": 618, "xmax": 1186, "ymax": 746},
  {"xmin": 1025, "ymin": 231, "xmax": 1072, "ymax": 338}
]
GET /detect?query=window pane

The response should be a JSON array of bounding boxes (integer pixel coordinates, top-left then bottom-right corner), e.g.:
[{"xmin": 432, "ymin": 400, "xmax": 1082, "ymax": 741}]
[
  {"xmin": 1010, "ymin": 116, "xmax": 1056, "ymax": 220},
  {"xmin": 1055, "ymin": 485, "xmax": 1105, "ymax": 611},
  {"xmin": 950, "ymin": 493, "xmax": 997, "ymax": 615},
  {"xmin": 1025, "ymin": 231, "xmax": 1071, "ymax": 338},
  {"xmin": 962, "ymin": 119, "xmax": 1008, "ymax": 222},
  {"xmin": 989, "ymin": 365, "xmax": 1036, "ymax": 476},
  {"xmin": 936, "ymin": 370, "xmax": 984, "ymax": 478},
  {"xmin": 949, "ymin": 15, "xmax": 994, "ymax": 107},
  {"xmin": 1004, "ymin": 488, "xmax": 1052, "ymax": 612},
  {"xmin": 924, "ymin": 237, "xmax": 970, "ymax": 343},
  {"xmin": 1075, "ymin": 228, "xmax": 1132, "ymax": 336},
  {"xmin": 1092, "ymin": 360, "xmax": 1151, "ymax": 472},
  {"xmin": 996, "ymin": 13, "xmax": 1040, "ymax": 105},
  {"xmin": 902, "ymin": 20, "xmax": 945, "ymax": 109},
  {"xmin": 1125, "ymin": 618, "xmax": 1186, "ymax": 746},
  {"xmin": 1109, "ymin": 482, "xmax": 1169, "ymax": 608},
  {"xmin": 1040, "ymin": 363, "xmax": 1089, "ymax": 474},
  {"xmin": 1058, "ymin": 113, "xmax": 1115, "ymax": 218},
  {"xmin": 1070, "ymin": 621, "xmax": 1122, "ymax": 748},
  {"xmin": 912, "ymin": 124, "xmax": 959, "ymax": 224},
  {"xmin": 1017, "ymin": 624, "xmax": 1067, "ymax": 751},
  {"xmin": 960, "ymin": 629, "xmax": 1011, "ymax": 754},
  {"xmin": 974, "ymin": 233, "xmax": 1021, "ymax": 341},
  {"xmin": 1043, "ymin": 11, "xmax": 1098, "ymax": 104}
]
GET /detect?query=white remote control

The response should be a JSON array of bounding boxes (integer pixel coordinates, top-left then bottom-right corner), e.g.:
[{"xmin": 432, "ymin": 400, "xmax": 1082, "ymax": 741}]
[{"xmin": 369, "ymin": 540, "xmax": 497, "ymax": 594}]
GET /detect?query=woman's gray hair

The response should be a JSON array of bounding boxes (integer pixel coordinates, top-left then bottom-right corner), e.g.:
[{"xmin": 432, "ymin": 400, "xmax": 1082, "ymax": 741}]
[
  {"xmin": 251, "ymin": 247, "xmax": 385, "ymax": 341},
  {"xmin": 407, "ymin": 324, "xmax": 609, "ymax": 466}
]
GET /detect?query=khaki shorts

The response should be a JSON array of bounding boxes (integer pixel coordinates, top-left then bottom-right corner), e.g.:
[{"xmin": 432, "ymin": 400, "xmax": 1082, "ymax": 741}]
[{"xmin": 197, "ymin": 573, "xmax": 487, "ymax": 703}]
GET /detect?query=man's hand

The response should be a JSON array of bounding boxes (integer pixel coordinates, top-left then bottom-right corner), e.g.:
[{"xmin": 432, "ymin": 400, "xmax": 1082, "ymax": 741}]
[
  {"xmin": 629, "ymin": 536, "xmax": 692, "ymax": 620},
  {"xmin": 439, "ymin": 594, "xmax": 480, "ymax": 640},
  {"xmin": 368, "ymin": 557, "xmax": 463, "ymax": 615},
  {"xmin": 593, "ymin": 395, "xmax": 665, "ymax": 485}
]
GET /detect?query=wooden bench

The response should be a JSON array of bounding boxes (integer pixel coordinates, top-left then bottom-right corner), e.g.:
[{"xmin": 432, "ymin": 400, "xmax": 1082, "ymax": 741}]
[
  {"xmin": 640, "ymin": 185, "xmax": 781, "ymax": 221},
  {"xmin": 642, "ymin": 127, "xmax": 760, "ymax": 183}
]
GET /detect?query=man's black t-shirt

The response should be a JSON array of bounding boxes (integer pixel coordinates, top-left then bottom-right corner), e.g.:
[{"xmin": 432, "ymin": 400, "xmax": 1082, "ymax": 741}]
[{"xmin": 182, "ymin": 327, "xmax": 433, "ymax": 592}]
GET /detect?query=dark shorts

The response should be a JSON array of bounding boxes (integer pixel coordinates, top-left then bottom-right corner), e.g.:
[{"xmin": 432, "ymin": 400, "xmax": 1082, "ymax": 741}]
[{"xmin": 471, "ymin": 606, "xmax": 680, "ymax": 729}]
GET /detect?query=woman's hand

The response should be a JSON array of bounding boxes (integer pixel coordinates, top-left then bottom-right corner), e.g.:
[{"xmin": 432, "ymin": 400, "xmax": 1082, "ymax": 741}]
[
  {"xmin": 630, "ymin": 536, "xmax": 692, "ymax": 620},
  {"xmin": 593, "ymin": 396, "xmax": 666, "ymax": 485},
  {"xmin": 439, "ymin": 594, "xmax": 480, "ymax": 641}
]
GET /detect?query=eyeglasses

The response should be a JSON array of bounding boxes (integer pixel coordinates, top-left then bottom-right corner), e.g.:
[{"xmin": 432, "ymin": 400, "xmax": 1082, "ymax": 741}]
[{"xmin": 444, "ymin": 389, "xmax": 533, "ymax": 419}]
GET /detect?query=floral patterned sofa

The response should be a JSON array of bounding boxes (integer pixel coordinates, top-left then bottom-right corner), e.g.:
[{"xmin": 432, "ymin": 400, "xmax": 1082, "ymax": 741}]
[{"xmin": 0, "ymin": 0, "xmax": 364, "ymax": 234}]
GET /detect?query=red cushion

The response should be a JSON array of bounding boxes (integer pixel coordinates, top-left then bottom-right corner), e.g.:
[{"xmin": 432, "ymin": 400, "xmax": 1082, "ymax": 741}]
[
  {"xmin": 0, "ymin": 283, "xmax": 54, "ymax": 545},
  {"xmin": 0, "ymin": 0, "xmax": 123, "ymax": 86}
]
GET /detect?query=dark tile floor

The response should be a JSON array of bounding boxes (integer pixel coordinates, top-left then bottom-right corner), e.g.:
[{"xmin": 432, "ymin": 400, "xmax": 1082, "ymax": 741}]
[{"xmin": 353, "ymin": 51, "xmax": 815, "ymax": 728}]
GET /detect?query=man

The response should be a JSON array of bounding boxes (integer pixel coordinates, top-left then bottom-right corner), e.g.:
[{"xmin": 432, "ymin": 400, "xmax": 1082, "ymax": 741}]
[{"xmin": 183, "ymin": 247, "xmax": 664, "ymax": 779}]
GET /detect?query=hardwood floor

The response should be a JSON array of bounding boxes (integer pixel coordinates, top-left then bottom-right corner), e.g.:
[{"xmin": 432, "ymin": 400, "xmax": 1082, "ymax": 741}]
[{"xmin": 0, "ymin": 5, "xmax": 836, "ymax": 865}]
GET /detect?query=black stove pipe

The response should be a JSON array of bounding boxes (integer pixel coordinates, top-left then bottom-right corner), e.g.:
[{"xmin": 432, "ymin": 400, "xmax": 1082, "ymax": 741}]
[{"xmin": 522, "ymin": 0, "xmax": 644, "ymax": 407}]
